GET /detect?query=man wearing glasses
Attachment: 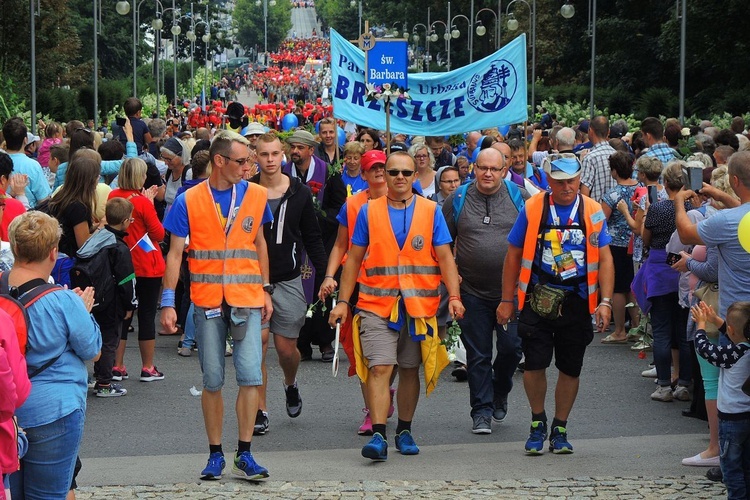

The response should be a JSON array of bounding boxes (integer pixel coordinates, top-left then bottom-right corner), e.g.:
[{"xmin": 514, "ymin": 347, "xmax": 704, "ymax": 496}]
[
  {"xmin": 442, "ymin": 148, "xmax": 528, "ymax": 435},
  {"xmin": 329, "ymin": 151, "xmax": 465, "ymax": 462},
  {"xmin": 497, "ymin": 153, "xmax": 613, "ymax": 456},
  {"xmin": 160, "ymin": 130, "xmax": 274, "ymax": 481}
]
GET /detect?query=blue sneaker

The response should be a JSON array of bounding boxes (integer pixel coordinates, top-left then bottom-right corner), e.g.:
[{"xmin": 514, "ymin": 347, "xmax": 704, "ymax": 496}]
[
  {"xmin": 361, "ymin": 432, "xmax": 388, "ymax": 461},
  {"xmin": 549, "ymin": 426, "xmax": 574, "ymax": 454},
  {"xmin": 232, "ymin": 451, "xmax": 269, "ymax": 480},
  {"xmin": 395, "ymin": 430, "xmax": 420, "ymax": 455},
  {"xmin": 200, "ymin": 452, "xmax": 225, "ymax": 480},
  {"xmin": 524, "ymin": 421, "xmax": 548, "ymax": 455}
]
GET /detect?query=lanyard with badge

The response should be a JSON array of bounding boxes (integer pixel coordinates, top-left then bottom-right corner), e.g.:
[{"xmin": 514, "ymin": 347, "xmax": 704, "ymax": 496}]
[
  {"xmin": 203, "ymin": 181, "xmax": 239, "ymax": 321},
  {"xmin": 547, "ymin": 195, "xmax": 580, "ymax": 280}
]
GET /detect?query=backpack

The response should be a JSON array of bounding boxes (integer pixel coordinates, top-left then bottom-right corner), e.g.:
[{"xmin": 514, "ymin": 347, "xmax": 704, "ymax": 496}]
[
  {"xmin": 70, "ymin": 244, "xmax": 116, "ymax": 315},
  {"xmin": 452, "ymin": 179, "xmax": 525, "ymax": 225},
  {"xmin": 0, "ymin": 272, "xmax": 62, "ymax": 377}
]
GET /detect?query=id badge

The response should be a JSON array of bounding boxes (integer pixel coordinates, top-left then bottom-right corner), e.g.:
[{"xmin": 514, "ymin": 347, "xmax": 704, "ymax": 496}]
[
  {"xmin": 554, "ymin": 252, "xmax": 578, "ymax": 280},
  {"xmin": 205, "ymin": 307, "xmax": 222, "ymax": 320}
]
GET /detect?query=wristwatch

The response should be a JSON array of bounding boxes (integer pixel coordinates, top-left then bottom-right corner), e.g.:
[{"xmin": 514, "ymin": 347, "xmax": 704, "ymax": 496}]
[{"xmin": 263, "ymin": 283, "xmax": 275, "ymax": 295}]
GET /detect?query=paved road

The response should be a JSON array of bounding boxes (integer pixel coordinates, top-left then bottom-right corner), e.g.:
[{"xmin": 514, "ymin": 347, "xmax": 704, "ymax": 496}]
[{"xmin": 289, "ymin": 7, "xmax": 320, "ymax": 38}]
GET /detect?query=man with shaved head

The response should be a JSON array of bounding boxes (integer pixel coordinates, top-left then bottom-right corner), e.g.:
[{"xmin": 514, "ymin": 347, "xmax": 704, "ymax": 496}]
[{"xmin": 442, "ymin": 147, "xmax": 530, "ymax": 434}]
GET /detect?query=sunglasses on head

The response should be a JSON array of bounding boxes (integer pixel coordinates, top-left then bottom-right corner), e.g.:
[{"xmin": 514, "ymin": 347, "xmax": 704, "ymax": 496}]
[{"xmin": 386, "ymin": 169, "xmax": 415, "ymax": 177}]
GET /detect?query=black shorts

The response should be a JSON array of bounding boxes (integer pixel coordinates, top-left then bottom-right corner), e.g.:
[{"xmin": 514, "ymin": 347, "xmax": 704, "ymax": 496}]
[
  {"xmin": 611, "ymin": 245, "xmax": 635, "ymax": 294},
  {"xmin": 517, "ymin": 292, "xmax": 594, "ymax": 377}
]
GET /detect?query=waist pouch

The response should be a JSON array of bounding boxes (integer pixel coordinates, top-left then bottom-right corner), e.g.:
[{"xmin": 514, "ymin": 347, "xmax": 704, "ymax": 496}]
[{"xmin": 529, "ymin": 284, "xmax": 569, "ymax": 320}]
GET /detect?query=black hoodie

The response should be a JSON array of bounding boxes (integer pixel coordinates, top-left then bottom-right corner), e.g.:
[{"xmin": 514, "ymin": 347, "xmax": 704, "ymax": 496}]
[{"xmin": 251, "ymin": 174, "xmax": 328, "ymax": 283}]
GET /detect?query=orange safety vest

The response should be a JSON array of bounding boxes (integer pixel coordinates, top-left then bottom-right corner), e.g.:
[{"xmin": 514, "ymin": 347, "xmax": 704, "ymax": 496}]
[
  {"xmin": 185, "ymin": 180, "xmax": 267, "ymax": 308},
  {"xmin": 357, "ymin": 196, "xmax": 441, "ymax": 318},
  {"xmin": 517, "ymin": 193, "xmax": 604, "ymax": 314},
  {"xmin": 340, "ymin": 189, "xmax": 370, "ymax": 266}
]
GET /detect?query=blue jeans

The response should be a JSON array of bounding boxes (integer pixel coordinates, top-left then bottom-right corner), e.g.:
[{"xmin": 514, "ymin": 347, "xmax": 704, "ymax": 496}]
[
  {"xmin": 458, "ymin": 293, "xmax": 521, "ymax": 418},
  {"xmin": 719, "ymin": 417, "xmax": 750, "ymax": 499},
  {"xmin": 650, "ymin": 293, "xmax": 691, "ymax": 387},
  {"xmin": 182, "ymin": 303, "xmax": 196, "ymax": 349},
  {"xmin": 194, "ymin": 305, "xmax": 262, "ymax": 391},
  {"xmin": 10, "ymin": 409, "xmax": 85, "ymax": 500}
]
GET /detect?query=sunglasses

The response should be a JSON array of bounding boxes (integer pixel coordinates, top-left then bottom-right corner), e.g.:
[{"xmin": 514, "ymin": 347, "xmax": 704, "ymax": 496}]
[
  {"xmin": 220, "ymin": 154, "xmax": 253, "ymax": 166},
  {"xmin": 386, "ymin": 169, "xmax": 415, "ymax": 177}
]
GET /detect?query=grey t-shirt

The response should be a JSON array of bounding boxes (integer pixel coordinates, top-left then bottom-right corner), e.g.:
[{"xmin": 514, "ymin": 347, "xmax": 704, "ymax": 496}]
[
  {"xmin": 443, "ymin": 181, "xmax": 528, "ymax": 300},
  {"xmin": 697, "ymin": 202, "xmax": 750, "ymax": 317}
]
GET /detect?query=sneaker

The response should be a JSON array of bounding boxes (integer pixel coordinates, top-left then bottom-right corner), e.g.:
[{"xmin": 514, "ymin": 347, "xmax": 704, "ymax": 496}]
[
  {"xmin": 361, "ymin": 432, "xmax": 388, "ymax": 461},
  {"xmin": 285, "ymin": 382, "xmax": 302, "ymax": 418},
  {"xmin": 177, "ymin": 347, "xmax": 192, "ymax": 357},
  {"xmin": 651, "ymin": 385, "xmax": 674, "ymax": 402},
  {"xmin": 395, "ymin": 430, "xmax": 419, "ymax": 455},
  {"xmin": 388, "ymin": 388, "xmax": 396, "ymax": 418},
  {"xmin": 140, "ymin": 366, "xmax": 165, "ymax": 382},
  {"xmin": 225, "ymin": 340, "xmax": 233, "ymax": 357},
  {"xmin": 112, "ymin": 366, "xmax": 128, "ymax": 381},
  {"xmin": 94, "ymin": 383, "xmax": 127, "ymax": 397},
  {"xmin": 358, "ymin": 408, "xmax": 373, "ymax": 436},
  {"xmin": 200, "ymin": 452, "xmax": 226, "ymax": 480},
  {"xmin": 549, "ymin": 426, "xmax": 573, "ymax": 454},
  {"xmin": 87, "ymin": 374, "xmax": 96, "ymax": 389},
  {"xmin": 254, "ymin": 410, "xmax": 269, "ymax": 436},
  {"xmin": 492, "ymin": 395, "xmax": 508, "ymax": 423},
  {"xmin": 641, "ymin": 367, "xmax": 657, "ymax": 378},
  {"xmin": 471, "ymin": 414, "xmax": 492, "ymax": 434},
  {"xmin": 524, "ymin": 421, "xmax": 548, "ymax": 455},
  {"xmin": 673, "ymin": 385, "xmax": 691, "ymax": 401},
  {"xmin": 232, "ymin": 451, "xmax": 268, "ymax": 480}
]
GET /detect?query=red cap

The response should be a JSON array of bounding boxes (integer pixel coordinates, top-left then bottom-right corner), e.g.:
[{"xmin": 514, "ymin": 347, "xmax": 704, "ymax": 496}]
[{"xmin": 360, "ymin": 150, "xmax": 387, "ymax": 171}]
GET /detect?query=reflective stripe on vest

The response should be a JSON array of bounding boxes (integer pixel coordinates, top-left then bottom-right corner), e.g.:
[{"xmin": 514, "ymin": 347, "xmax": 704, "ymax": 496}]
[
  {"xmin": 186, "ymin": 181, "xmax": 268, "ymax": 308},
  {"xmin": 517, "ymin": 193, "xmax": 604, "ymax": 314},
  {"xmin": 357, "ymin": 196, "xmax": 442, "ymax": 318}
]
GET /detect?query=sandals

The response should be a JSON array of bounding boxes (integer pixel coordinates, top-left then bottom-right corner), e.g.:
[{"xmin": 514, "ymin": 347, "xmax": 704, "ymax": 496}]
[{"xmin": 601, "ymin": 334, "xmax": 628, "ymax": 344}]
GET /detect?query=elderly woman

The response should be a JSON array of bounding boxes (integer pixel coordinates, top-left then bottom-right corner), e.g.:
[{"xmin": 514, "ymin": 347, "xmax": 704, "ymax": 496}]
[
  {"xmin": 637, "ymin": 161, "xmax": 692, "ymax": 402},
  {"xmin": 109, "ymin": 158, "xmax": 166, "ymax": 382},
  {"xmin": 409, "ymin": 142, "xmax": 437, "ymax": 198},
  {"xmin": 8, "ymin": 212, "xmax": 100, "ymax": 499},
  {"xmin": 161, "ymin": 136, "xmax": 193, "ymax": 212}
]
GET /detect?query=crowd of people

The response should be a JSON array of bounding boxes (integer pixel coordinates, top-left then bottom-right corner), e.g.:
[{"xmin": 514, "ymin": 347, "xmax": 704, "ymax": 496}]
[{"xmin": 0, "ymin": 88, "xmax": 749, "ymax": 498}]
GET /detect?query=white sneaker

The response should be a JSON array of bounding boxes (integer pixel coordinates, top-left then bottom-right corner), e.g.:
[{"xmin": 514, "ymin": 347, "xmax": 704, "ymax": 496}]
[
  {"xmin": 651, "ymin": 385, "xmax": 674, "ymax": 402},
  {"xmin": 673, "ymin": 385, "xmax": 691, "ymax": 401},
  {"xmin": 641, "ymin": 367, "xmax": 657, "ymax": 378}
]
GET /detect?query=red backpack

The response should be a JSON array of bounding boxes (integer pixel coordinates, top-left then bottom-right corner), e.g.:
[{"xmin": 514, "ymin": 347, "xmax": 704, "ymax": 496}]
[{"xmin": 0, "ymin": 272, "xmax": 62, "ymax": 377}]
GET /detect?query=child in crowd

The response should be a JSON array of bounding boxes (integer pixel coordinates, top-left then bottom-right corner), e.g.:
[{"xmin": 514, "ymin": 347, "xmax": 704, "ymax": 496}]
[
  {"xmin": 37, "ymin": 121, "xmax": 63, "ymax": 169},
  {"xmin": 119, "ymin": 97, "xmax": 152, "ymax": 153},
  {"xmin": 79, "ymin": 197, "xmax": 138, "ymax": 397},
  {"xmin": 47, "ymin": 144, "xmax": 69, "ymax": 189},
  {"xmin": 692, "ymin": 300, "xmax": 750, "ymax": 499}
]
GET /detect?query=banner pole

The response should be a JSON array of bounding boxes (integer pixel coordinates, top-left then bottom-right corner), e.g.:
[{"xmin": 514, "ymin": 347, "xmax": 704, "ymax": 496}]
[{"xmin": 386, "ymin": 100, "xmax": 391, "ymax": 155}]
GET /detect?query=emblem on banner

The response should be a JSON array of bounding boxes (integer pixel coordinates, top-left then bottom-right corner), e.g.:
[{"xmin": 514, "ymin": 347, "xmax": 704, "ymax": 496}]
[{"xmin": 467, "ymin": 59, "xmax": 518, "ymax": 113}]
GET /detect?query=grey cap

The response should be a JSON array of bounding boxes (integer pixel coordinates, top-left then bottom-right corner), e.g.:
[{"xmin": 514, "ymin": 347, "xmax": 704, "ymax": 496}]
[{"xmin": 286, "ymin": 129, "xmax": 318, "ymax": 147}]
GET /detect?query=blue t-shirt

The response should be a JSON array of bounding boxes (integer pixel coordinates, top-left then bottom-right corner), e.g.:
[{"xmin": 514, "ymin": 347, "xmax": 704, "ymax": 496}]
[
  {"xmin": 16, "ymin": 290, "xmax": 101, "ymax": 428},
  {"xmin": 336, "ymin": 201, "xmax": 350, "ymax": 227},
  {"xmin": 352, "ymin": 200, "xmax": 452, "ymax": 249},
  {"xmin": 341, "ymin": 171, "xmax": 368, "ymax": 195},
  {"xmin": 118, "ymin": 117, "xmax": 150, "ymax": 152},
  {"xmin": 697, "ymin": 203, "xmax": 750, "ymax": 318},
  {"xmin": 508, "ymin": 197, "xmax": 612, "ymax": 298},
  {"xmin": 164, "ymin": 180, "xmax": 273, "ymax": 238},
  {"xmin": 9, "ymin": 153, "xmax": 51, "ymax": 208}
]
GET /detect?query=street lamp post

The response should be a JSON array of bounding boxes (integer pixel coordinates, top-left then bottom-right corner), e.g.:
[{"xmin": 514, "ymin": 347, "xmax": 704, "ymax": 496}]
[
  {"xmin": 256, "ymin": 0, "xmax": 277, "ymax": 58},
  {"xmin": 506, "ymin": 0, "xmax": 535, "ymax": 117},
  {"xmin": 349, "ymin": 0, "xmax": 362, "ymax": 36},
  {"xmin": 561, "ymin": 0, "xmax": 596, "ymax": 118},
  {"xmin": 411, "ymin": 23, "xmax": 428, "ymax": 72},
  {"xmin": 475, "ymin": 6, "xmax": 500, "ymax": 52},
  {"xmin": 678, "ymin": 0, "xmax": 686, "ymax": 124},
  {"xmin": 450, "ymin": 14, "xmax": 472, "ymax": 65},
  {"xmin": 430, "ymin": 20, "xmax": 451, "ymax": 71},
  {"xmin": 31, "ymin": 0, "xmax": 38, "ymax": 133}
]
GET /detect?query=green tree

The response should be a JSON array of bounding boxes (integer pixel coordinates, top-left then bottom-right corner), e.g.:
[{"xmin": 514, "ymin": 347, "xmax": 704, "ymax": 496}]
[{"xmin": 235, "ymin": 0, "xmax": 292, "ymax": 54}]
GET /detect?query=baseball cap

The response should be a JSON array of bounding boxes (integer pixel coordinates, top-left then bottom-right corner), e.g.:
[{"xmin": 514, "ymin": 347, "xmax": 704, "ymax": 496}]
[
  {"xmin": 542, "ymin": 153, "xmax": 582, "ymax": 180},
  {"xmin": 361, "ymin": 150, "xmax": 387, "ymax": 171}
]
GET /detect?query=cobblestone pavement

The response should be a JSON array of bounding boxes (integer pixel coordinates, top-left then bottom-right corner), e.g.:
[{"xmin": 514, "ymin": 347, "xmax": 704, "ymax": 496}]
[{"xmin": 76, "ymin": 477, "xmax": 725, "ymax": 499}]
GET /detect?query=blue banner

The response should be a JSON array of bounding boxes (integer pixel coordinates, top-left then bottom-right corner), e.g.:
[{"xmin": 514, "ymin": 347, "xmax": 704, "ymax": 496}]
[{"xmin": 331, "ymin": 29, "xmax": 528, "ymax": 136}]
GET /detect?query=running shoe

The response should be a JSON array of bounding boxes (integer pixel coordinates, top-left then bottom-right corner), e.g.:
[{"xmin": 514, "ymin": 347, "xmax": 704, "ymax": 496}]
[
  {"xmin": 524, "ymin": 421, "xmax": 548, "ymax": 455},
  {"xmin": 200, "ymin": 452, "xmax": 225, "ymax": 480},
  {"xmin": 140, "ymin": 366, "xmax": 165, "ymax": 382},
  {"xmin": 285, "ymin": 382, "xmax": 302, "ymax": 418},
  {"xmin": 549, "ymin": 426, "xmax": 573, "ymax": 454},
  {"xmin": 94, "ymin": 383, "xmax": 127, "ymax": 397},
  {"xmin": 112, "ymin": 366, "xmax": 128, "ymax": 381},
  {"xmin": 358, "ymin": 408, "xmax": 373, "ymax": 436},
  {"xmin": 395, "ymin": 430, "xmax": 419, "ymax": 455},
  {"xmin": 254, "ymin": 409, "xmax": 269, "ymax": 436},
  {"xmin": 361, "ymin": 432, "xmax": 388, "ymax": 461},
  {"xmin": 232, "ymin": 451, "xmax": 269, "ymax": 480}
]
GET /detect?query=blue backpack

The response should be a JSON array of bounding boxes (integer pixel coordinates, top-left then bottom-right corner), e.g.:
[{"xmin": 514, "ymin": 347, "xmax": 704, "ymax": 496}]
[{"xmin": 452, "ymin": 180, "xmax": 525, "ymax": 224}]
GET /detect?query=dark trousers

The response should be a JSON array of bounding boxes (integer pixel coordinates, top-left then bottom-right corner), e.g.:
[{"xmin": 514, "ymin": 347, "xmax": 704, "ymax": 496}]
[
  {"xmin": 458, "ymin": 293, "xmax": 522, "ymax": 418},
  {"xmin": 94, "ymin": 319, "xmax": 122, "ymax": 385},
  {"xmin": 122, "ymin": 277, "xmax": 161, "ymax": 341}
]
